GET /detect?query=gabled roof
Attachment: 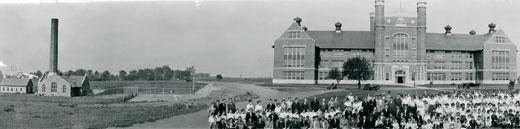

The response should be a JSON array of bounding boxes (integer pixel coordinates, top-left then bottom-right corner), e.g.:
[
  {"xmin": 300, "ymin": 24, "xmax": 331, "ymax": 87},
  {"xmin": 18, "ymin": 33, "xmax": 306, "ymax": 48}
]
[
  {"xmin": 304, "ymin": 30, "xmax": 492, "ymax": 51},
  {"xmin": 61, "ymin": 75, "xmax": 86, "ymax": 88},
  {"xmin": 0, "ymin": 78, "xmax": 31, "ymax": 87},
  {"xmin": 40, "ymin": 73, "xmax": 87, "ymax": 88},
  {"xmin": 306, "ymin": 31, "xmax": 374, "ymax": 49},
  {"xmin": 425, "ymin": 33, "xmax": 492, "ymax": 51}
]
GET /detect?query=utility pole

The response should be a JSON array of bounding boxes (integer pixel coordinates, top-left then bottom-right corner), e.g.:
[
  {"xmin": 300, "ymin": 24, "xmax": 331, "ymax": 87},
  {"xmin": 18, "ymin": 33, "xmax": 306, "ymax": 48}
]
[{"xmin": 191, "ymin": 66, "xmax": 195, "ymax": 95}]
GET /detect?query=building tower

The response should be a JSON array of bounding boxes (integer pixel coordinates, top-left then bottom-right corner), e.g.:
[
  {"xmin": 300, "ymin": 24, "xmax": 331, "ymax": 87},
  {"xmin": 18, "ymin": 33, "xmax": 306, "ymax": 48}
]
[
  {"xmin": 373, "ymin": 0, "xmax": 385, "ymax": 81},
  {"xmin": 416, "ymin": 0, "xmax": 427, "ymax": 81},
  {"xmin": 50, "ymin": 18, "xmax": 58, "ymax": 73}
]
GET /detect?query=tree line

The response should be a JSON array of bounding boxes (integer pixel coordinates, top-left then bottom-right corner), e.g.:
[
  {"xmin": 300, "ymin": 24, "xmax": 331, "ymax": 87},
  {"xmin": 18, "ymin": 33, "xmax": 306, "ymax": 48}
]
[{"xmin": 31, "ymin": 65, "xmax": 196, "ymax": 81}]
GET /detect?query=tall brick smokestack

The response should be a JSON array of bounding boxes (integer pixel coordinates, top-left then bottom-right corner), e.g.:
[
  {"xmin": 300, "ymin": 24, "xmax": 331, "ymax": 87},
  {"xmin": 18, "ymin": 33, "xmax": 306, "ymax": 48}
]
[{"xmin": 50, "ymin": 18, "xmax": 58, "ymax": 73}]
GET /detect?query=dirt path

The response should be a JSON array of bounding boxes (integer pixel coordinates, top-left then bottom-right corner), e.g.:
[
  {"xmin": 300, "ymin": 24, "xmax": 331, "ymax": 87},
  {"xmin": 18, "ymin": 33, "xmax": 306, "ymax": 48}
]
[{"xmin": 119, "ymin": 82, "xmax": 339, "ymax": 129}]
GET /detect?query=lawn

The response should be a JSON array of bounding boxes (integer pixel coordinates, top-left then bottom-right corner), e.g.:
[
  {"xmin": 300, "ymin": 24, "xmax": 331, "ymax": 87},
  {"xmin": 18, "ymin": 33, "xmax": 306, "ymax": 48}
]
[
  {"xmin": 91, "ymin": 81, "xmax": 207, "ymax": 94},
  {"xmin": 309, "ymin": 89, "xmax": 442, "ymax": 102},
  {"xmin": 200, "ymin": 77, "xmax": 272, "ymax": 84},
  {"xmin": 256, "ymin": 83, "xmax": 413, "ymax": 92},
  {"xmin": 0, "ymin": 80, "xmax": 259, "ymax": 129},
  {"xmin": 0, "ymin": 93, "xmax": 207, "ymax": 129},
  {"xmin": 420, "ymin": 84, "xmax": 520, "ymax": 89}
]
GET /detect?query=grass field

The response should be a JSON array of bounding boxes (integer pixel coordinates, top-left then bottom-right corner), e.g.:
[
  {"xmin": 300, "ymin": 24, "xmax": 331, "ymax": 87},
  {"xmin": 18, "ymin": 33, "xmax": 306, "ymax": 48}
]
[
  {"xmin": 0, "ymin": 80, "xmax": 260, "ymax": 129},
  {"xmin": 0, "ymin": 93, "xmax": 210, "ymax": 129},
  {"xmin": 200, "ymin": 77, "xmax": 272, "ymax": 84},
  {"xmin": 256, "ymin": 83, "xmax": 413, "ymax": 92},
  {"xmin": 309, "ymin": 89, "xmax": 442, "ymax": 102},
  {"xmin": 91, "ymin": 81, "xmax": 207, "ymax": 95},
  {"xmin": 420, "ymin": 84, "xmax": 520, "ymax": 89}
]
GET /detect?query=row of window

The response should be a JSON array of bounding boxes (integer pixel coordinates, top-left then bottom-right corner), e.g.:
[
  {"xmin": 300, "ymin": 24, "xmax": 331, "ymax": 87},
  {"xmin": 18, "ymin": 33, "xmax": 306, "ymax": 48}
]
[
  {"xmin": 427, "ymin": 61, "xmax": 473, "ymax": 70},
  {"xmin": 321, "ymin": 49, "xmax": 373, "ymax": 52},
  {"xmin": 496, "ymin": 37, "xmax": 506, "ymax": 43},
  {"xmin": 491, "ymin": 50, "xmax": 510, "ymax": 69},
  {"xmin": 427, "ymin": 51, "xmax": 473, "ymax": 59},
  {"xmin": 283, "ymin": 47, "xmax": 305, "ymax": 68},
  {"xmin": 282, "ymin": 71, "xmax": 305, "ymax": 80},
  {"xmin": 289, "ymin": 31, "xmax": 301, "ymax": 39},
  {"xmin": 1, "ymin": 87, "xmax": 24, "ymax": 92},
  {"xmin": 426, "ymin": 73, "xmax": 474, "ymax": 81},
  {"xmin": 41, "ymin": 82, "xmax": 67, "ymax": 93},
  {"xmin": 492, "ymin": 73, "xmax": 510, "ymax": 81}
]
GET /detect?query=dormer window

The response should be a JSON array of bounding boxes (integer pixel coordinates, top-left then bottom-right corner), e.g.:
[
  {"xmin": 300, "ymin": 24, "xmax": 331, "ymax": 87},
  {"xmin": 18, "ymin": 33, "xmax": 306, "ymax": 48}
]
[
  {"xmin": 289, "ymin": 31, "xmax": 301, "ymax": 39},
  {"xmin": 496, "ymin": 36, "xmax": 506, "ymax": 43}
]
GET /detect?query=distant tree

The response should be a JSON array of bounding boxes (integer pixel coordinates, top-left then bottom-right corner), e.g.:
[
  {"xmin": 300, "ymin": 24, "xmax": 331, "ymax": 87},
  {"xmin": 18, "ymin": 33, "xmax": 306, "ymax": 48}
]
[
  {"xmin": 73, "ymin": 69, "xmax": 87, "ymax": 76},
  {"xmin": 162, "ymin": 65, "xmax": 174, "ymax": 80},
  {"xmin": 65, "ymin": 70, "xmax": 74, "ymax": 76},
  {"xmin": 326, "ymin": 67, "xmax": 343, "ymax": 84},
  {"xmin": 342, "ymin": 57, "xmax": 374, "ymax": 89},
  {"xmin": 34, "ymin": 71, "xmax": 43, "ymax": 78},
  {"xmin": 119, "ymin": 70, "xmax": 127, "ymax": 80},
  {"xmin": 100, "ymin": 71, "xmax": 111, "ymax": 81},
  {"xmin": 216, "ymin": 74, "xmax": 223, "ymax": 80},
  {"xmin": 128, "ymin": 70, "xmax": 138, "ymax": 81}
]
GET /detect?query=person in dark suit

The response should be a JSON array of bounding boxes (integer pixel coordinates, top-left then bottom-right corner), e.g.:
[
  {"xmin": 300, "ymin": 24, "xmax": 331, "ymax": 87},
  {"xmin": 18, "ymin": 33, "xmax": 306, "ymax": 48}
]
[
  {"xmin": 269, "ymin": 112, "xmax": 279, "ymax": 128},
  {"xmin": 311, "ymin": 97, "xmax": 320, "ymax": 112},
  {"xmin": 292, "ymin": 98, "xmax": 300, "ymax": 113},
  {"xmin": 219, "ymin": 99, "xmax": 227, "ymax": 115},
  {"xmin": 245, "ymin": 108, "xmax": 257, "ymax": 123},
  {"xmin": 227, "ymin": 98, "xmax": 236, "ymax": 113}
]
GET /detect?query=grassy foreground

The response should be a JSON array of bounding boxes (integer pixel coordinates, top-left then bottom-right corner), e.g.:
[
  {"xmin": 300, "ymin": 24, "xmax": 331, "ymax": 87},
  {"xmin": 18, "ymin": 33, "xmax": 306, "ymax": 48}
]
[{"xmin": 0, "ymin": 94, "xmax": 207, "ymax": 129}]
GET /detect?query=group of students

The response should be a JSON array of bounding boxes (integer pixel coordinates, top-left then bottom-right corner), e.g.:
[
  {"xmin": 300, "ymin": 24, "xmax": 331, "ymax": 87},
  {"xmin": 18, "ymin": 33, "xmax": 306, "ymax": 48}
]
[{"xmin": 208, "ymin": 90, "xmax": 520, "ymax": 129}]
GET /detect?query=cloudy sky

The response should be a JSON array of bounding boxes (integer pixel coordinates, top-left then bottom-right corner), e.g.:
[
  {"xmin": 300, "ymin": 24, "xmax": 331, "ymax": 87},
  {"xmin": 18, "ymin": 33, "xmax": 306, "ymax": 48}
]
[{"xmin": 0, "ymin": 0, "xmax": 519, "ymax": 77}]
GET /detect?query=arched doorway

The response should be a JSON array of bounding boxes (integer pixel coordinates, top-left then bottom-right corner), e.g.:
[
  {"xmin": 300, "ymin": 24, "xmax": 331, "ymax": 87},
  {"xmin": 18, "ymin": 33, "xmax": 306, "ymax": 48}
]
[{"xmin": 395, "ymin": 70, "xmax": 406, "ymax": 83}]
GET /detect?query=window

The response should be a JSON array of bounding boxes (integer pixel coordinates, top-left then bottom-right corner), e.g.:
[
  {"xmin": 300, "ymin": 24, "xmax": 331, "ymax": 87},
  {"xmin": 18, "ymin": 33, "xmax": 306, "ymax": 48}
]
[
  {"xmin": 429, "ymin": 73, "xmax": 446, "ymax": 80},
  {"xmin": 51, "ymin": 82, "xmax": 57, "ymax": 92},
  {"xmin": 434, "ymin": 61, "xmax": 446, "ymax": 69},
  {"xmin": 282, "ymin": 71, "xmax": 305, "ymax": 80},
  {"xmin": 496, "ymin": 36, "xmax": 506, "ymax": 43},
  {"xmin": 451, "ymin": 73, "xmax": 462, "ymax": 80},
  {"xmin": 385, "ymin": 73, "xmax": 389, "ymax": 80},
  {"xmin": 62, "ymin": 85, "xmax": 67, "ymax": 93},
  {"xmin": 393, "ymin": 33, "xmax": 408, "ymax": 57},
  {"xmin": 451, "ymin": 61, "xmax": 462, "ymax": 70},
  {"xmin": 492, "ymin": 50, "xmax": 510, "ymax": 69},
  {"xmin": 289, "ymin": 31, "xmax": 301, "ymax": 39},
  {"xmin": 283, "ymin": 46, "xmax": 305, "ymax": 68},
  {"xmin": 492, "ymin": 72, "xmax": 509, "ymax": 80},
  {"xmin": 42, "ymin": 84, "xmax": 46, "ymax": 92}
]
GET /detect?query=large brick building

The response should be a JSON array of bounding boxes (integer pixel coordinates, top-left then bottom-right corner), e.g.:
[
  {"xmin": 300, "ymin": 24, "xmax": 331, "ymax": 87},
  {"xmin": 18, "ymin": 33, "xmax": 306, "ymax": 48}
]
[{"xmin": 272, "ymin": 0, "xmax": 517, "ymax": 85}]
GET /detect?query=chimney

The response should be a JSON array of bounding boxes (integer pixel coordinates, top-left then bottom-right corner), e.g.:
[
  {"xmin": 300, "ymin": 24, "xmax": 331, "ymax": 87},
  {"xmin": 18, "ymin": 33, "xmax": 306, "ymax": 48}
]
[
  {"xmin": 488, "ymin": 22, "xmax": 496, "ymax": 33},
  {"xmin": 444, "ymin": 25, "xmax": 452, "ymax": 35},
  {"xmin": 301, "ymin": 26, "xmax": 308, "ymax": 31},
  {"xmin": 293, "ymin": 17, "xmax": 302, "ymax": 26},
  {"xmin": 50, "ymin": 18, "xmax": 59, "ymax": 73},
  {"xmin": 335, "ymin": 22, "xmax": 342, "ymax": 33}
]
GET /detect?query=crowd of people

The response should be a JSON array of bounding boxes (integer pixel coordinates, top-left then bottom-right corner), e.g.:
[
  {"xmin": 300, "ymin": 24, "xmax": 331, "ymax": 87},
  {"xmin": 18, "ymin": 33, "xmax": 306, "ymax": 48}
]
[{"xmin": 208, "ymin": 90, "xmax": 520, "ymax": 129}]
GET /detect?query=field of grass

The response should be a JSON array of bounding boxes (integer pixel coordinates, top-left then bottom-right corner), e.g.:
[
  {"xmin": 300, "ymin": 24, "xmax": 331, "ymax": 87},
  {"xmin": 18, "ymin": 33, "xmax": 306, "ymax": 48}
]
[
  {"xmin": 200, "ymin": 77, "xmax": 272, "ymax": 84},
  {"xmin": 91, "ymin": 81, "xmax": 207, "ymax": 95},
  {"xmin": 256, "ymin": 83, "xmax": 412, "ymax": 92},
  {"xmin": 310, "ymin": 89, "xmax": 442, "ymax": 102},
  {"xmin": 0, "ymin": 80, "xmax": 261, "ymax": 129},
  {"xmin": 420, "ymin": 83, "xmax": 520, "ymax": 89},
  {"xmin": 0, "ymin": 93, "xmax": 207, "ymax": 129}
]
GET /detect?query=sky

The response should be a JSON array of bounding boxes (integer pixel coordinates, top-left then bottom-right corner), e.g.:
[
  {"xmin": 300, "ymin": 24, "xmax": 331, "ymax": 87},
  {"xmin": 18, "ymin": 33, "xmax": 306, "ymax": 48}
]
[{"xmin": 0, "ymin": 0, "xmax": 519, "ymax": 77}]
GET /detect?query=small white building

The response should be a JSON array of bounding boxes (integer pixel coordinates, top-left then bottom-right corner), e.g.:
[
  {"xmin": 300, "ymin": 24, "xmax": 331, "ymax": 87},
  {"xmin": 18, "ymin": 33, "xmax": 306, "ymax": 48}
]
[{"xmin": 0, "ymin": 78, "xmax": 34, "ymax": 94}]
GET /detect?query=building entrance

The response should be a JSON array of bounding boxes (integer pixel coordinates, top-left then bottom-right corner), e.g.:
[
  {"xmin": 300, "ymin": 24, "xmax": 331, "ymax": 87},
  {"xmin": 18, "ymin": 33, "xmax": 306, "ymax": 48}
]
[{"xmin": 395, "ymin": 70, "xmax": 406, "ymax": 83}]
